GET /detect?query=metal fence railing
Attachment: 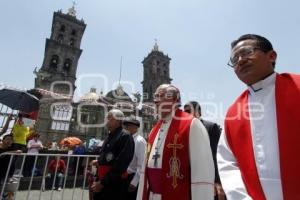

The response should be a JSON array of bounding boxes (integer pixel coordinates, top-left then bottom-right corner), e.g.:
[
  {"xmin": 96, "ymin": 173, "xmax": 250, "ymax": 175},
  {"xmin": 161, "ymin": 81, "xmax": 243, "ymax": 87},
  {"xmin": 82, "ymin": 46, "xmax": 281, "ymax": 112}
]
[
  {"xmin": 0, "ymin": 104, "xmax": 18, "ymax": 136},
  {"xmin": 0, "ymin": 152, "xmax": 99, "ymax": 200}
]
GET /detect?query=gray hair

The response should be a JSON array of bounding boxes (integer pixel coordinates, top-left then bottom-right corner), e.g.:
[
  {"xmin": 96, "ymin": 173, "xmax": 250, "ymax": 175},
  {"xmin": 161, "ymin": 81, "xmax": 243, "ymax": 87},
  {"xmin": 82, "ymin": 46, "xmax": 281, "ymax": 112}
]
[
  {"xmin": 156, "ymin": 84, "xmax": 181, "ymax": 104},
  {"xmin": 107, "ymin": 109, "xmax": 125, "ymax": 121}
]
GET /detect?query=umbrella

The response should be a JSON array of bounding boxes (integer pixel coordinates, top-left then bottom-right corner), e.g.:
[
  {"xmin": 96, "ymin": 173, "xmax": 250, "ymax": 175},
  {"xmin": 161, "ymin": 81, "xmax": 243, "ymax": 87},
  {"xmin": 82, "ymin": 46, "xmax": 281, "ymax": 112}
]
[
  {"xmin": 0, "ymin": 86, "xmax": 39, "ymax": 113},
  {"xmin": 59, "ymin": 137, "xmax": 82, "ymax": 147},
  {"xmin": 27, "ymin": 88, "xmax": 43, "ymax": 99}
]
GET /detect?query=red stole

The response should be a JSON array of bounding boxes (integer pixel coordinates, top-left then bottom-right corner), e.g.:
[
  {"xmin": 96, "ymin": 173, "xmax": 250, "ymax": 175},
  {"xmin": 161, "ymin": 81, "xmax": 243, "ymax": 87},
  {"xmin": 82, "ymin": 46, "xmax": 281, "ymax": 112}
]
[
  {"xmin": 142, "ymin": 109, "xmax": 193, "ymax": 200},
  {"xmin": 98, "ymin": 166, "xmax": 112, "ymax": 180},
  {"xmin": 225, "ymin": 73, "xmax": 300, "ymax": 200}
]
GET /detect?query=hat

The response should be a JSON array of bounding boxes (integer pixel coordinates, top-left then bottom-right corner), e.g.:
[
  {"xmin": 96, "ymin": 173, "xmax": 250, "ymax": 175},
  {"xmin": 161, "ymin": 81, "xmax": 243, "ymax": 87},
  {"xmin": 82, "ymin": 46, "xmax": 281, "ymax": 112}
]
[{"xmin": 123, "ymin": 117, "xmax": 140, "ymax": 127}]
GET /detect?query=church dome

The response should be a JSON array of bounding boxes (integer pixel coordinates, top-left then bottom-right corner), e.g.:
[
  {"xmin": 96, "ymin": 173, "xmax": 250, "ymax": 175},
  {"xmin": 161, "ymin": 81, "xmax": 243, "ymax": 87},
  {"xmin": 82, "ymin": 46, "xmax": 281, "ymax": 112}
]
[
  {"xmin": 105, "ymin": 85, "xmax": 132, "ymax": 102},
  {"xmin": 80, "ymin": 87, "xmax": 99, "ymax": 102}
]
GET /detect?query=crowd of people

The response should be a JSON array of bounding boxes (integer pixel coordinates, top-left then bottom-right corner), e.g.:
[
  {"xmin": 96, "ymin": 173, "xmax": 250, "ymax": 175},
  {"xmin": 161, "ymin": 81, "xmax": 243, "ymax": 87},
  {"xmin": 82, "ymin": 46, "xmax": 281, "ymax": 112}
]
[
  {"xmin": 0, "ymin": 33, "xmax": 299, "ymax": 200},
  {"xmin": 89, "ymin": 34, "xmax": 300, "ymax": 200},
  {"xmin": 0, "ymin": 113, "xmax": 96, "ymax": 191}
]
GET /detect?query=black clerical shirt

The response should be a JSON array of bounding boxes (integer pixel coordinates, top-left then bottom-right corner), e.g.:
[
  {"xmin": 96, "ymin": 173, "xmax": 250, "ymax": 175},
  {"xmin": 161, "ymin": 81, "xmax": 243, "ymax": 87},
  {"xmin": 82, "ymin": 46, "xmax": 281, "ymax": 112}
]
[{"xmin": 97, "ymin": 126, "xmax": 135, "ymax": 187}]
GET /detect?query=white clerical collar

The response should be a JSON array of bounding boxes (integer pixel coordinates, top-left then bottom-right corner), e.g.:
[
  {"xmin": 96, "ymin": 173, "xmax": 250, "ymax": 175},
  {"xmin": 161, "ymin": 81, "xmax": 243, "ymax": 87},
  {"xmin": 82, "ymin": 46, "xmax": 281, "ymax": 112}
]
[
  {"xmin": 161, "ymin": 113, "xmax": 173, "ymax": 123},
  {"xmin": 248, "ymin": 72, "xmax": 276, "ymax": 95},
  {"xmin": 132, "ymin": 132, "xmax": 138, "ymax": 138}
]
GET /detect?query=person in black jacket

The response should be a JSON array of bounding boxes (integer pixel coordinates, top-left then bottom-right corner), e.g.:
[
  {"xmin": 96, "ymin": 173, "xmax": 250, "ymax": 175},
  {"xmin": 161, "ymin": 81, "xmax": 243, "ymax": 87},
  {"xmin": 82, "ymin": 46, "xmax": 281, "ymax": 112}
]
[
  {"xmin": 184, "ymin": 101, "xmax": 226, "ymax": 200},
  {"xmin": 92, "ymin": 109, "xmax": 135, "ymax": 200},
  {"xmin": 0, "ymin": 134, "xmax": 22, "ymax": 184}
]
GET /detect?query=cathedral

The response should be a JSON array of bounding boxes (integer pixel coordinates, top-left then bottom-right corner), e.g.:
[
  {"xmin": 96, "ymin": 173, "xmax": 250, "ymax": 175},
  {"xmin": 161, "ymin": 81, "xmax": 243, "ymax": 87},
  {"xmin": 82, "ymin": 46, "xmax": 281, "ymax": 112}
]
[{"xmin": 34, "ymin": 6, "xmax": 172, "ymax": 143}]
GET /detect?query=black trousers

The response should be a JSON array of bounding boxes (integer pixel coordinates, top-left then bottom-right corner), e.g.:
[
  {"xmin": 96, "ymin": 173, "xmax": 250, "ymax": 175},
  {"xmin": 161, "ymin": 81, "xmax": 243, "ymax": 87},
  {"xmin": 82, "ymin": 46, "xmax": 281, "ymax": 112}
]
[
  {"xmin": 93, "ymin": 181, "xmax": 123, "ymax": 200},
  {"xmin": 23, "ymin": 155, "xmax": 35, "ymax": 177},
  {"xmin": 123, "ymin": 173, "xmax": 137, "ymax": 200},
  {"xmin": 72, "ymin": 157, "xmax": 84, "ymax": 175}
]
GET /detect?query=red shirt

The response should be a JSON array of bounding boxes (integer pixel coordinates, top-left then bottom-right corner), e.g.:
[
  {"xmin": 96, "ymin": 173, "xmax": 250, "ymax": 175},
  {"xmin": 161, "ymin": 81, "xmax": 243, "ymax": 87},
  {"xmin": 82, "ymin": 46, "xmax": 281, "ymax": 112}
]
[{"xmin": 48, "ymin": 159, "xmax": 66, "ymax": 173}]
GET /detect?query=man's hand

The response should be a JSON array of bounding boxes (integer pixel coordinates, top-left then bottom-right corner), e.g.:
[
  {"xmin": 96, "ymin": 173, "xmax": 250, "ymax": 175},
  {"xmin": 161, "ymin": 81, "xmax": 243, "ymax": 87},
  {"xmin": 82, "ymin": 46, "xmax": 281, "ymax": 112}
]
[
  {"xmin": 91, "ymin": 181, "xmax": 103, "ymax": 193},
  {"xmin": 14, "ymin": 150, "xmax": 22, "ymax": 153},
  {"xmin": 128, "ymin": 184, "xmax": 136, "ymax": 192},
  {"xmin": 89, "ymin": 159, "xmax": 99, "ymax": 167},
  {"xmin": 214, "ymin": 183, "xmax": 225, "ymax": 200},
  {"xmin": 7, "ymin": 150, "xmax": 22, "ymax": 154}
]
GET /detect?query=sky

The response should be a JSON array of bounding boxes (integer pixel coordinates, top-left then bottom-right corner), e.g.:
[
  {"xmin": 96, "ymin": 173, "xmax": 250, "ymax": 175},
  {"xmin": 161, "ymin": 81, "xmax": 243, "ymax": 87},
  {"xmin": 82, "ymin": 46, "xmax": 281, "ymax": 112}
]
[{"xmin": 1, "ymin": 0, "xmax": 300, "ymax": 125}]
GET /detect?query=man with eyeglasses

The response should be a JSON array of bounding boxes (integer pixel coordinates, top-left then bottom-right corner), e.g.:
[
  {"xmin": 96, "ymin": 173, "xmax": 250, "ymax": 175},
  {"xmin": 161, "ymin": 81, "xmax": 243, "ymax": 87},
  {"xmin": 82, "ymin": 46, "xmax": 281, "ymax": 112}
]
[
  {"xmin": 137, "ymin": 84, "xmax": 214, "ymax": 200},
  {"xmin": 217, "ymin": 34, "xmax": 300, "ymax": 200}
]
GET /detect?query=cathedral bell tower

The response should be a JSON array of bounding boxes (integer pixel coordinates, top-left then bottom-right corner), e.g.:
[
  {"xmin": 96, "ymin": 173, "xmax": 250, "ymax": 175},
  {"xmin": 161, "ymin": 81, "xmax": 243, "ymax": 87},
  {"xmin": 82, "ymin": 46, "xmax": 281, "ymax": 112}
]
[
  {"xmin": 141, "ymin": 41, "xmax": 172, "ymax": 137},
  {"xmin": 34, "ymin": 5, "xmax": 86, "ymax": 94},
  {"xmin": 34, "ymin": 6, "xmax": 86, "ymax": 142},
  {"xmin": 141, "ymin": 41, "xmax": 172, "ymax": 103}
]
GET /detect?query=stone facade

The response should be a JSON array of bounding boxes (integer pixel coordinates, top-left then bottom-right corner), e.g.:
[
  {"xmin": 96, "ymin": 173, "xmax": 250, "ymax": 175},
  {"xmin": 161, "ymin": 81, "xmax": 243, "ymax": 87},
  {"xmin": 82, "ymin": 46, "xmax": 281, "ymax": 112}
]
[
  {"xmin": 34, "ymin": 8, "xmax": 86, "ymax": 143},
  {"xmin": 141, "ymin": 42, "xmax": 172, "ymax": 136},
  {"xmin": 34, "ymin": 9, "xmax": 86, "ymax": 92},
  {"xmin": 33, "ymin": 8, "xmax": 172, "ymax": 142},
  {"xmin": 141, "ymin": 42, "xmax": 172, "ymax": 102},
  {"xmin": 69, "ymin": 86, "xmax": 137, "ymax": 140}
]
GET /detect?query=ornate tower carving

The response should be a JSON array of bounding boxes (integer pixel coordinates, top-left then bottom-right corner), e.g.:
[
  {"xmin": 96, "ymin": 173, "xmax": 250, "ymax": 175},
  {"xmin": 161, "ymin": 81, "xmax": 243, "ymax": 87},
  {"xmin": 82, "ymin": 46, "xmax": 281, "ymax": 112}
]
[
  {"xmin": 142, "ymin": 41, "xmax": 172, "ymax": 102},
  {"xmin": 34, "ymin": 7, "xmax": 86, "ymax": 142},
  {"xmin": 34, "ymin": 7, "xmax": 86, "ymax": 94},
  {"xmin": 141, "ymin": 41, "xmax": 172, "ymax": 137}
]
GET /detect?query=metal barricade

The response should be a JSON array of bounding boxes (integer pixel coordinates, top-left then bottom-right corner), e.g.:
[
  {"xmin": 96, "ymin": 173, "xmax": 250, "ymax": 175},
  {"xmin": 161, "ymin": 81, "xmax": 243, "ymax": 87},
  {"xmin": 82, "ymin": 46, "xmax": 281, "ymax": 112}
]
[
  {"xmin": 0, "ymin": 104, "xmax": 17, "ymax": 135},
  {"xmin": 0, "ymin": 152, "xmax": 99, "ymax": 200}
]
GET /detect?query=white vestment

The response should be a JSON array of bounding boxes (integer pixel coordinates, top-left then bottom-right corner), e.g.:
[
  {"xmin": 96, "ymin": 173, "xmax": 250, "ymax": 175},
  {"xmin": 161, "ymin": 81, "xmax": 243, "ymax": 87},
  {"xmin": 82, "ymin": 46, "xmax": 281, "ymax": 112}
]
[
  {"xmin": 137, "ymin": 117, "xmax": 214, "ymax": 200},
  {"xmin": 127, "ymin": 133, "xmax": 147, "ymax": 187},
  {"xmin": 217, "ymin": 73, "xmax": 283, "ymax": 200}
]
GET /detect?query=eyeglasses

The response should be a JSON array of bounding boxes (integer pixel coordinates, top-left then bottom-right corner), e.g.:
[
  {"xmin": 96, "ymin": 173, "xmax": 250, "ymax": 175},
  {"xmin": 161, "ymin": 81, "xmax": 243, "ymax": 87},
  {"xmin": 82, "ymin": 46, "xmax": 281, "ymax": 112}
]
[
  {"xmin": 154, "ymin": 92, "xmax": 168, "ymax": 102},
  {"xmin": 227, "ymin": 46, "xmax": 260, "ymax": 68},
  {"xmin": 184, "ymin": 109, "xmax": 191, "ymax": 113}
]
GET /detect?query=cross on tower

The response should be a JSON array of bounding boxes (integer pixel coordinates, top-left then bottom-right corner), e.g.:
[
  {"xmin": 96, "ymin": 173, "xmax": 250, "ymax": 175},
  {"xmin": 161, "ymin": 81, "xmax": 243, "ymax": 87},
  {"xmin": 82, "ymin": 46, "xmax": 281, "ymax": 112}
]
[
  {"xmin": 68, "ymin": 0, "xmax": 77, "ymax": 16},
  {"xmin": 72, "ymin": 0, "xmax": 77, "ymax": 7},
  {"xmin": 153, "ymin": 38, "xmax": 159, "ymax": 51}
]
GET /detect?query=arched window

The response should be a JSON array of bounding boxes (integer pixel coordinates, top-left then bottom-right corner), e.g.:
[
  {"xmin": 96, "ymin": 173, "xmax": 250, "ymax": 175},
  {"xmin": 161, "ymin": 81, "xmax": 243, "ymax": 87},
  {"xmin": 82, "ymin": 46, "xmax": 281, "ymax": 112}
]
[
  {"xmin": 50, "ymin": 55, "xmax": 59, "ymax": 68},
  {"xmin": 63, "ymin": 58, "xmax": 72, "ymax": 71},
  {"xmin": 60, "ymin": 25, "xmax": 65, "ymax": 32},
  {"xmin": 57, "ymin": 34, "xmax": 64, "ymax": 43},
  {"xmin": 69, "ymin": 38, "xmax": 75, "ymax": 46},
  {"xmin": 71, "ymin": 29, "xmax": 77, "ymax": 36}
]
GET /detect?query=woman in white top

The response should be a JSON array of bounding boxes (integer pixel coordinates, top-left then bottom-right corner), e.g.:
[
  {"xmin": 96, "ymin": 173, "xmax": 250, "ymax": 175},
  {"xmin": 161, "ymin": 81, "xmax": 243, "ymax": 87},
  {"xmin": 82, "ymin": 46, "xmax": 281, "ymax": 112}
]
[{"xmin": 23, "ymin": 133, "xmax": 43, "ymax": 176}]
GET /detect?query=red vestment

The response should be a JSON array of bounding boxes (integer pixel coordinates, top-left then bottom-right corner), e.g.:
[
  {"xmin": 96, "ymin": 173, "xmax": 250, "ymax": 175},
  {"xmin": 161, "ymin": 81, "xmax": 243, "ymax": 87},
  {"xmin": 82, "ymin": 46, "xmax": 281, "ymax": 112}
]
[
  {"xmin": 225, "ymin": 73, "xmax": 300, "ymax": 200},
  {"xmin": 142, "ymin": 109, "xmax": 193, "ymax": 200}
]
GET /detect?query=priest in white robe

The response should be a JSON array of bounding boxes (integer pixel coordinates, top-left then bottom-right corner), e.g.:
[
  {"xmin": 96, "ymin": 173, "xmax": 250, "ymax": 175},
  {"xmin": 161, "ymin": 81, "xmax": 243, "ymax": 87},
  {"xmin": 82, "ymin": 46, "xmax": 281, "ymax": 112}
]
[
  {"xmin": 137, "ymin": 84, "xmax": 214, "ymax": 200},
  {"xmin": 218, "ymin": 34, "xmax": 300, "ymax": 200}
]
